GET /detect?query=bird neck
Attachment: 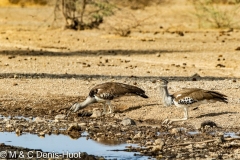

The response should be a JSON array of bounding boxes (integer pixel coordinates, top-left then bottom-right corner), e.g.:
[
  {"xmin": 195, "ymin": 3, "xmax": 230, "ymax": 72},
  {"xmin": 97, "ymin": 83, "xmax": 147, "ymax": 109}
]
[
  {"xmin": 72, "ymin": 101, "xmax": 88, "ymax": 112},
  {"xmin": 159, "ymin": 85, "xmax": 173, "ymax": 106},
  {"xmin": 79, "ymin": 96, "xmax": 95, "ymax": 108}
]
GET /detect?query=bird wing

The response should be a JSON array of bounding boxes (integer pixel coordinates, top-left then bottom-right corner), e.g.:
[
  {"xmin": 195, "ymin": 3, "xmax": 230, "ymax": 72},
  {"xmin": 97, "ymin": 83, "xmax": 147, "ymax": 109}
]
[
  {"xmin": 113, "ymin": 82, "xmax": 148, "ymax": 98},
  {"xmin": 89, "ymin": 83, "xmax": 114, "ymax": 100},
  {"xmin": 173, "ymin": 88, "xmax": 228, "ymax": 104},
  {"xmin": 89, "ymin": 82, "xmax": 148, "ymax": 100}
]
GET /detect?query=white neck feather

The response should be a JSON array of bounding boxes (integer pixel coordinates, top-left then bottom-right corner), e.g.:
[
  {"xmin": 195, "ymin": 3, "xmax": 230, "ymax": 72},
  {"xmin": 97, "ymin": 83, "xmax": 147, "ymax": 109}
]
[
  {"xmin": 81, "ymin": 96, "xmax": 96, "ymax": 107},
  {"xmin": 74, "ymin": 96, "xmax": 96, "ymax": 112},
  {"xmin": 159, "ymin": 85, "xmax": 173, "ymax": 106}
]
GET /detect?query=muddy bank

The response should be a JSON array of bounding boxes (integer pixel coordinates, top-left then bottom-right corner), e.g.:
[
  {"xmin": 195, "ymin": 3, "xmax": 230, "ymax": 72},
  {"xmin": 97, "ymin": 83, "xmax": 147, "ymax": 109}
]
[
  {"xmin": 0, "ymin": 1, "xmax": 240, "ymax": 159},
  {"xmin": 1, "ymin": 110, "xmax": 240, "ymax": 159}
]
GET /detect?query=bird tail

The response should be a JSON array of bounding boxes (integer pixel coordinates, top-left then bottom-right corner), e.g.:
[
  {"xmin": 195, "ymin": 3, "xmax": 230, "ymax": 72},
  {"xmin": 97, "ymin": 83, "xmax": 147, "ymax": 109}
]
[
  {"xmin": 125, "ymin": 84, "xmax": 149, "ymax": 98},
  {"xmin": 209, "ymin": 91, "xmax": 228, "ymax": 103},
  {"xmin": 138, "ymin": 93, "xmax": 149, "ymax": 98}
]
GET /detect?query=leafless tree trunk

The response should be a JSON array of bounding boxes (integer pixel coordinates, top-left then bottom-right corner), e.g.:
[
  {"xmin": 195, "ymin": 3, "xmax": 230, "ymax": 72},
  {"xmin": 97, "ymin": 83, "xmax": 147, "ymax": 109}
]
[
  {"xmin": 53, "ymin": 0, "xmax": 114, "ymax": 30},
  {"xmin": 80, "ymin": 0, "xmax": 87, "ymax": 24}
]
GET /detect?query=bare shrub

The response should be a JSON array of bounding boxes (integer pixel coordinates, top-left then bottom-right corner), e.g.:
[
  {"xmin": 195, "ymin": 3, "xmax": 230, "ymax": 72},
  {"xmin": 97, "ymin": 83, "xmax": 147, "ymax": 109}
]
[
  {"xmin": 8, "ymin": 0, "xmax": 47, "ymax": 5},
  {"xmin": 207, "ymin": 0, "xmax": 240, "ymax": 4},
  {"xmin": 191, "ymin": 0, "xmax": 240, "ymax": 29},
  {"xmin": 54, "ymin": 0, "xmax": 115, "ymax": 30},
  {"xmin": 188, "ymin": 0, "xmax": 240, "ymax": 4},
  {"xmin": 105, "ymin": 10, "xmax": 155, "ymax": 37},
  {"xmin": 111, "ymin": 0, "xmax": 168, "ymax": 10}
]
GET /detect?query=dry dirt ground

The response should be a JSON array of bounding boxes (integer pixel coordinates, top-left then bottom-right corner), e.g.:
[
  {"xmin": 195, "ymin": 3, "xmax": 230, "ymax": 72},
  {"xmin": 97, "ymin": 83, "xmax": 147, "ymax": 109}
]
[{"xmin": 0, "ymin": 1, "xmax": 240, "ymax": 159}]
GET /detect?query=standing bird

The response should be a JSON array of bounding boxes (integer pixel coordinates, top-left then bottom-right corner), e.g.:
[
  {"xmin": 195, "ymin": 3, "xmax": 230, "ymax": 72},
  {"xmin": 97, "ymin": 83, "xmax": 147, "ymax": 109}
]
[
  {"xmin": 66, "ymin": 82, "xmax": 148, "ymax": 117},
  {"xmin": 158, "ymin": 79, "xmax": 228, "ymax": 123}
]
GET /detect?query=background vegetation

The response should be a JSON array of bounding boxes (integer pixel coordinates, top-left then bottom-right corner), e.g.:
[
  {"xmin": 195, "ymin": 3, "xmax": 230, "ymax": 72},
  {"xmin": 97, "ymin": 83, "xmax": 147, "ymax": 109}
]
[
  {"xmin": 191, "ymin": 0, "xmax": 240, "ymax": 29},
  {"xmin": 6, "ymin": 0, "xmax": 240, "ymax": 32}
]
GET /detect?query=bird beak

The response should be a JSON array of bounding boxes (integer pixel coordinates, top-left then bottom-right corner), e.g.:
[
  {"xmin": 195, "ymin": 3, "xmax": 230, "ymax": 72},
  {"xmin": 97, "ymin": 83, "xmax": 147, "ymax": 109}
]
[
  {"xmin": 65, "ymin": 103, "xmax": 76, "ymax": 119},
  {"xmin": 65, "ymin": 109, "xmax": 71, "ymax": 119},
  {"xmin": 65, "ymin": 110, "xmax": 71, "ymax": 119},
  {"xmin": 65, "ymin": 103, "xmax": 80, "ymax": 119}
]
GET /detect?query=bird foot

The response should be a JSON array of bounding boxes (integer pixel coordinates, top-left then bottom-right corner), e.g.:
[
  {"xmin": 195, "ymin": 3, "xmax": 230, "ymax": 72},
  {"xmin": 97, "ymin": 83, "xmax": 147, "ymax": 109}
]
[
  {"xmin": 81, "ymin": 111, "xmax": 90, "ymax": 117},
  {"xmin": 162, "ymin": 119, "xmax": 173, "ymax": 125},
  {"xmin": 103, "ymin": 111, "xmax": 113, "ymax": 115},
  {"xmin": 162, "ymin": 117, "xmax": 188, "ymax": 126}
]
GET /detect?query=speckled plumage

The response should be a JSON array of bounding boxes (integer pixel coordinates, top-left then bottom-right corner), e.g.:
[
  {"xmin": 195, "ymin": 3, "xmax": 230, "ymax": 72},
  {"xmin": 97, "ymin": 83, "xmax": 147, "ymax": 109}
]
[
  {"xmin": 173, "ymin": 88, "xmax": 228, "ymax": 106},
  {"xmin": 178, "ymin": 96, "xmax": 197, "ymax": 105},
  {"xmin": 67, "ymin": 82, "xmax": 148, "ymax": 117},
  {"xmin": 158, "ymin": 79, "xmax": 228, "ymax": 123},
  {"xmin": 89, "ymin": 82, "xmax": 148, "ymax": 100}
]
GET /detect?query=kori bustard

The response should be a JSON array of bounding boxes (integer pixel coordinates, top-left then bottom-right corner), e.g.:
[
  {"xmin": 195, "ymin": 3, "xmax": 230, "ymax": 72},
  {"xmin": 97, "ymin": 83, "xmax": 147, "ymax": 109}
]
[
  {"xmin": 158, "ymin": 79, "xmax": 228, "ymax": 123},
  {"xmin": 66, "ymin": 82, "xmax": 148, "ymax": 117}
]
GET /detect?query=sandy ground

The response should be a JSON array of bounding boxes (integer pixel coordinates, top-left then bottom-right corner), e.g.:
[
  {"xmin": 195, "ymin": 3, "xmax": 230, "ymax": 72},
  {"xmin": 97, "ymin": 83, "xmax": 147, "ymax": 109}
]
[{"xmin": 0, "ymin": 1, "xmax": 240, "ymax": 130}]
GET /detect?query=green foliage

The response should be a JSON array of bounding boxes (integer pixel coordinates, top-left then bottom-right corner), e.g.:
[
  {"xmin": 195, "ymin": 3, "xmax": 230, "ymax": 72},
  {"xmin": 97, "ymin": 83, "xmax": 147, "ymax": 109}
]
[
  {"xmin": 88, "ymin": 1, "xmax": 115, "ymax": 23},
  {"xmin": 192, "ymin": 0, "xmax": 240, "ymax": 28},
  {"xmin": 93, "ymin": 1, "xmax": 115, "ymax": 16}
]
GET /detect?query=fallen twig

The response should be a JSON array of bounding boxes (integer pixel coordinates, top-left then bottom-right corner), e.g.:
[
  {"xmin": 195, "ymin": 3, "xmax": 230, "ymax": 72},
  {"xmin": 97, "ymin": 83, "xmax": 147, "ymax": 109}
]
[
  {"xmin": 225, "ymin": 137, "xmax": 240, "ymax": 141},
  {"xmin": 168, "ymin": 139, "xmax": 215, "ymax": 147},
  {"xmin": 169, "ymin": 137, "xmax": 240, "ymax": 147}
]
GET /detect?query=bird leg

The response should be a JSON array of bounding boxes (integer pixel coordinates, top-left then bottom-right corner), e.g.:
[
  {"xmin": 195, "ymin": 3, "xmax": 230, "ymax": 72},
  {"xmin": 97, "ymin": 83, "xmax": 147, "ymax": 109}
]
[
  {"xmin": 102, "ymin": 101, "xmax": 113, "ymax": 114},
  {"xmin": 107, "ymin": 101, "xmax": 114, "ymax": 114},
  {"xmin": 102, "ymin": 103, "xmax": 107, "ymax": 114},
  {"xmin": 183, "ymin": 107, "xmax": 188, "ymax": 120},
  {"xmin": 162, "ymin": 107, "xmax": 189, "ymax": 125}
]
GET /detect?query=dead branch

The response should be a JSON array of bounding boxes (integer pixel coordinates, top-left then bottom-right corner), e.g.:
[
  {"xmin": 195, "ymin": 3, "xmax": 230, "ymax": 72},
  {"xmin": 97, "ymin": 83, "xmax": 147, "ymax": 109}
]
[
  {"xmin": 168, "ymin": 137, "xmax": 240, "ymax": 148},
  {"xmin": 168, "ymin": 139, "xmax": 215, "ymax": 147}
]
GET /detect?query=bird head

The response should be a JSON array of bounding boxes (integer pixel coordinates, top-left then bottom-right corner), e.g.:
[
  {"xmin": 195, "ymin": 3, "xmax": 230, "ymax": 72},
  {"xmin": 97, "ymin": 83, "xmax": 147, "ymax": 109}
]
[
  {"xmin": 66, "ymin": 103, "xmax": 82, "ymax": 118},
  {"xmin": 157, "ymin": 79, "xmax": 169, "ymax": 86}
]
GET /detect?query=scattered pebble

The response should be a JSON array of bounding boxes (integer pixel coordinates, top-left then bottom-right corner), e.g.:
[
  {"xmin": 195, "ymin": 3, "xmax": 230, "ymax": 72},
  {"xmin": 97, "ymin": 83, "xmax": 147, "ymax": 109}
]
[
  {"xmin": 120, "ymin": 118, "xmax": 136, "ymax": 126},
  {"xmin": 34, "ymin": 117, "xmax": 46, "ymax": 123},
  {"xmin": 90, "ymin": 108, "xmax": 103, "ymax": 118},
  {"xmin": 55, "ymin": 114, "xmax": 66, "ymax": 120}
]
